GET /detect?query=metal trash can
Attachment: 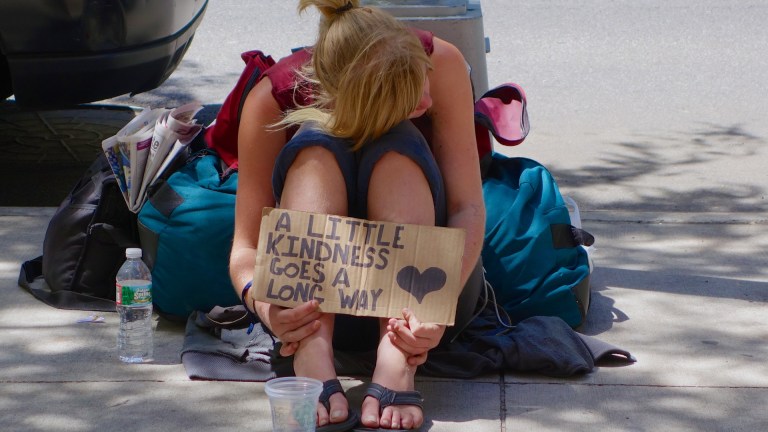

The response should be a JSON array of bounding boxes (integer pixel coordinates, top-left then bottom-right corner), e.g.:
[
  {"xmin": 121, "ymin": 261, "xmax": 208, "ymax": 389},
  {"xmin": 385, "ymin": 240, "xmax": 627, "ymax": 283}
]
[{"xmin": 363, "ymin": 0, "xmax": 489, "ymax": 97}]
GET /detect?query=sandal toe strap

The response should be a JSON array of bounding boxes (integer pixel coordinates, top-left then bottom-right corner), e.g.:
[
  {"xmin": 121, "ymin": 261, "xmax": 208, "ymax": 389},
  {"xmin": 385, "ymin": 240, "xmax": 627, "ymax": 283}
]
[
  {"xmin": 366, "ymin": 383, "xmax": 424, "ymax": 410},
  {"xmin": 319, "ymin": 379, "xmax": 345, "ymax": 411}
]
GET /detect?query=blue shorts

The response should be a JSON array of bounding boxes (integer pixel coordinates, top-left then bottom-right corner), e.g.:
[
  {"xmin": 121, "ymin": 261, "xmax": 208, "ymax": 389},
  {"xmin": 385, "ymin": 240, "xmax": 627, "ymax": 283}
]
[
  {"xmin": 272, "ymin": 120, "xmax": 482, "ymax": 344},
  {"xmin": 272, "ymin": 120, "xmax": 447, "ymax": 226}
]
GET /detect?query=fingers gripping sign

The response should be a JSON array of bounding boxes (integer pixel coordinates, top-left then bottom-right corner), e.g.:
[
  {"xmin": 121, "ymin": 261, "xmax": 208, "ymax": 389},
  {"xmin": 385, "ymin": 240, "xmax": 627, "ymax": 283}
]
[
  {"xmin": 268, "ymin": 300, "xmax": 323, "ymax": 356},
  {"xmin": 387, "ymin": 308, "xmax": 446, "ymax": 366}
]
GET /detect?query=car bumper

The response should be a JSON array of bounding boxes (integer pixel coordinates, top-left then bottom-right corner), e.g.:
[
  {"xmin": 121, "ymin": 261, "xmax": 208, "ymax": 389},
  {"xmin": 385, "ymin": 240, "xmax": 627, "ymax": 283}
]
[{"xmin": 6, "ymin": 2, "xmax": 207, "ymax": 108}]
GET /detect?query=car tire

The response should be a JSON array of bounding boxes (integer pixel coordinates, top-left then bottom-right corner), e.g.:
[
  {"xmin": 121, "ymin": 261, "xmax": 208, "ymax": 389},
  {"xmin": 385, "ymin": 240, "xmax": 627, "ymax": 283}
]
[{"xmin": 0, "ymin": 54, "xmax": 12, "ymax": 100}]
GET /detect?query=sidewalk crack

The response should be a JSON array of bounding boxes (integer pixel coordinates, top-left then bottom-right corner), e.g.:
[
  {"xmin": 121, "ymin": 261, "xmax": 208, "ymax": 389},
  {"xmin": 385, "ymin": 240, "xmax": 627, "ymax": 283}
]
[{"xmin": 499, "ymin": 372, "xmax": 507, "ymax": 432}]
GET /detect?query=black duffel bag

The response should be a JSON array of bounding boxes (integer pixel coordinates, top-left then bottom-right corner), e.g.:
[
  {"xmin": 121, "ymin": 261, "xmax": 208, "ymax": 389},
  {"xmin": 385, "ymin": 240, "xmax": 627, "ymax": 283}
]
[{"xmin": 18, "ymin": 153, "xmax": 139, "ymax": 311}]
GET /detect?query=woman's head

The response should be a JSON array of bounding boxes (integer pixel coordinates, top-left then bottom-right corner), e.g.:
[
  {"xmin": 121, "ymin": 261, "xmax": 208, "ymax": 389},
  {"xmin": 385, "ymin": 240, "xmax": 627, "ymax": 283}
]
[{"xmin": 294, "ymin": 0, "xmax": 432, "ymax": 149}]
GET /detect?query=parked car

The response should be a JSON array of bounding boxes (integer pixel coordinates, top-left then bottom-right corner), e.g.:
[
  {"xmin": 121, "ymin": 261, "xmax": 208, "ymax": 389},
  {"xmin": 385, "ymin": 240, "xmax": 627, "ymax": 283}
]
[{"xmin": 0, "ymin": 0, "xmax": 208, "ymax": 108}]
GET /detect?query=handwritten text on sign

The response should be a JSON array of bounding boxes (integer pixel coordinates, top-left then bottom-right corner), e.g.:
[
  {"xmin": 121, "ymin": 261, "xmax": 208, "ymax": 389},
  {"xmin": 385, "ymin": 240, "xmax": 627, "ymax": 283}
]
[{"xmin": 251, "ymin": 208, "xmax": 465, "ymax": 325}]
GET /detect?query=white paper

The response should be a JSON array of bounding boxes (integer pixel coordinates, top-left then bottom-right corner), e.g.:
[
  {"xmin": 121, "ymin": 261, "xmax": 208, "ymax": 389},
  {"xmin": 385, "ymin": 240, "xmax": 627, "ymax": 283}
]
[{"xmin": 101, "ymin": 103, "xmax": 204, "ymax": 213}]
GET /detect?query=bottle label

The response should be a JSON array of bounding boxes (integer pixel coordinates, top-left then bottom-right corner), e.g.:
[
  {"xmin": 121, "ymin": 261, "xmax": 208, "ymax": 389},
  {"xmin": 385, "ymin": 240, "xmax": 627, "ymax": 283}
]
[{"xmin": 117, "ymin": 283, "xmax": 152, "ymax": 306}]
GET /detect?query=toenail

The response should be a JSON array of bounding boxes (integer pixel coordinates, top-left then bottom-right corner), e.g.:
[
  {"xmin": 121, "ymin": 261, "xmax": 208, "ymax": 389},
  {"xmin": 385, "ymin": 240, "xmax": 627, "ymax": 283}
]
[
  {"xmin": 365, "ymin": 415, "xmax": 377, "ymax": 424},
  {"xmin": 331, "ymin": 410, "xmax": 344, "ymax": 419}
]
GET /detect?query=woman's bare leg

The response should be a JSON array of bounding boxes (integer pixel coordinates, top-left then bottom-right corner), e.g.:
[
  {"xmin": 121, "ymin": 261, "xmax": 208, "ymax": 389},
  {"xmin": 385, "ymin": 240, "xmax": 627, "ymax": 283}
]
[
  {"xmin": 360, "ymin": 152, "xmax": 434, "ymax": 430},
  {"xmin": 280, "ymin": 146, "xmax": 349, "ymax": 427}
]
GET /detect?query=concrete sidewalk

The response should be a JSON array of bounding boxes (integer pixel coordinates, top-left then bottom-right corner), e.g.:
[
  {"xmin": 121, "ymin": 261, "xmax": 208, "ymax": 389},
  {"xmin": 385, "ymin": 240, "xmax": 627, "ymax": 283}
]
[
  {"xmin": 1, "ymin": 206, "xmax": 766, "ymax": 431},
  {"xmin": 2, "ymin": 1, "xmax": 768, "ymax": 431}
]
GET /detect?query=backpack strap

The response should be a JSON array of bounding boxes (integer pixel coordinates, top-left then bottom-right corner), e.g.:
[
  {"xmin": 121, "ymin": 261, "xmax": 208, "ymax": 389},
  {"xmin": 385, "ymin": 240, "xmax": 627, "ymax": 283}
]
[
  {"xmin": 204, "ymin": 50, "xmax": 276, "ymax": 169},
  {"xmin": 18, "ymin": 256, "xmax": 117, "ymax": 312}
]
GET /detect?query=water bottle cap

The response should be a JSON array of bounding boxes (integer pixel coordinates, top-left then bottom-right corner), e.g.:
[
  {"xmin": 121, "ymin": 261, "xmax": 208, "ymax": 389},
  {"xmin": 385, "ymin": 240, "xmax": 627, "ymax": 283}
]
[{"xmin": 125, "ymin": 248, "xmax": 143, "ymax": 259}]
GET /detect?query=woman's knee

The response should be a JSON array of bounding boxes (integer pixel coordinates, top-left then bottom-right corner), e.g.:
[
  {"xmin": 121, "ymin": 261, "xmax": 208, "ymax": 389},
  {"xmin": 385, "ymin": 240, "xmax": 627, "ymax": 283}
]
[
  {"xmin": 288, "ymin": 145, "xmax": 340, "ymax": 172},
  {"xmin": 281, "ymin": 146, "xmax": 349, "ymax": 214},
  {"xmin": 367, "ymin": 151, "xmax": 434, "ymax": 225}
]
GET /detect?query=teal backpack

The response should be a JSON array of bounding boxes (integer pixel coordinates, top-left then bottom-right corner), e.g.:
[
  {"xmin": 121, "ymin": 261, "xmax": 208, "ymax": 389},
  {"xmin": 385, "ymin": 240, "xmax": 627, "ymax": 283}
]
[
  {"xmin": 137, "ymin": 150, "xmax": 240, "ymax": 318},
  {"xmin": 481, "ymin": 154, "xmax": 593, "ymax": 328}
]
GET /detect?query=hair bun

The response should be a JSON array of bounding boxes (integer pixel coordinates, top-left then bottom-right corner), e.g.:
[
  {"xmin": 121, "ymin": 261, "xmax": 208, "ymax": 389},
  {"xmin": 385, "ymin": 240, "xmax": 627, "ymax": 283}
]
[{"xmin": 334, "ymin": 1, "xmax": 354, "ymax": 14}]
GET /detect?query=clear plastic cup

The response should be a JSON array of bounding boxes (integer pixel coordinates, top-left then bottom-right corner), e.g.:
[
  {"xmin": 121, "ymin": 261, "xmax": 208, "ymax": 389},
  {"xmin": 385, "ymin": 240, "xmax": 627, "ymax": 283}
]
[{"xmin": 264, "ymin": 377, "xmax": 323, "ymax": 432}]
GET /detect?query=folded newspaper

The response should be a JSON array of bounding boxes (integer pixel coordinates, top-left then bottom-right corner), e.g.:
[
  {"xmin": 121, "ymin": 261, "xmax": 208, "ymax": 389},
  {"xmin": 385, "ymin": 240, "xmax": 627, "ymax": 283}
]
[{"xmin": 102, "ymin": 102, "xmax": 204, "ymax": 213}]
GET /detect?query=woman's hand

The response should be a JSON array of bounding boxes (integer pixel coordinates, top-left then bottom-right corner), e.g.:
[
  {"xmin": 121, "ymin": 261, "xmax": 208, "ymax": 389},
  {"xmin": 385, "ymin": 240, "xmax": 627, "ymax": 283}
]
[
  {"xmin": 264, "ymin": 300, "xmax": 323, "ymax": 357},
  {"xmin": 386, "ymin": 308, "xmax": 446, "ymax": 366}
]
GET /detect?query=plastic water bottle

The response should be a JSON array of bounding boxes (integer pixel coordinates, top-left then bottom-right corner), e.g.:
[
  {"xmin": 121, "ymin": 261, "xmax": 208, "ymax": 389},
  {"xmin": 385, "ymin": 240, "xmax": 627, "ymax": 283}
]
[{"xmin": 116, "ymin": 247, "xmax": 154, "ymax": 363}]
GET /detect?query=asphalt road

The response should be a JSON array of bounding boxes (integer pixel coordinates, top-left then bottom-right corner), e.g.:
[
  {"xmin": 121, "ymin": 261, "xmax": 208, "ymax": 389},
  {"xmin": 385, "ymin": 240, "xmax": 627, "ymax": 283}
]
[
  {"xmin": 4, "ymin": 0, "xmax": 767, "ymax": 212},
  {"xmin": 105, "ymin": 0, "xmax": 768, "ymax": 215}
]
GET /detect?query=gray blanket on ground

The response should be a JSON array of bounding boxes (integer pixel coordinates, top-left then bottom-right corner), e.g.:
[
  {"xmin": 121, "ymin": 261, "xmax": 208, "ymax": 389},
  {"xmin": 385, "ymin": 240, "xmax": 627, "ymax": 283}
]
[{"xmin": 181, "ymin": 304, "xmax": 635, "ymax": 381}]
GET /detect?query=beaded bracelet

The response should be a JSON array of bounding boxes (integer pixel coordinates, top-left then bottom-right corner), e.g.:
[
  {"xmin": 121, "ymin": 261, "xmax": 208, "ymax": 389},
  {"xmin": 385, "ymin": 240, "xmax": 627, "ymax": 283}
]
[
  {"xmin": 241, "ymin": 280, "xmax": 259, "ymax": 333},
  {"xmin": 241, "ymin": 280, "xmax": 254, "ymax": 308}
]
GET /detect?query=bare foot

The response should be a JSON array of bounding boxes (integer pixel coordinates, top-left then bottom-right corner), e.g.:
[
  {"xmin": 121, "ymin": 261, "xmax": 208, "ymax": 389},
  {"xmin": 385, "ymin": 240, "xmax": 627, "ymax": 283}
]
[
  {"xmin": 292, "ymin": 315, "xmax": 350, "ymax": 428},
  {"xmin": 360, "ymin": 334, "xmax": 424, "ymax": 430}
]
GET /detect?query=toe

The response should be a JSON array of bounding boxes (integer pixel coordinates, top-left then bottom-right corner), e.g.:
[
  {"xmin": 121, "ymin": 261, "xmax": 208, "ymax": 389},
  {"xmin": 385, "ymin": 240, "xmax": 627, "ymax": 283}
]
[
  {"xmin": 379, "ymin": 407, "xmax": 391, "ymax": 428},
  {"xmin": 361, "ymin": 396, "xmax": 380, "ymax": 428},
  {"xmin": 400, "ymin": 412, "xmax": 416, "ymax": 430},
  {"xmin": 328, "ymin": 392, "xmax": 349, "ymax": 424},
  {"xmin": 389, "ymin": 409, "xmax": 401, "ymax": 430},
  {"xmin": 316, "ymin": 401, "xmax": 330, "ymax": 427}
]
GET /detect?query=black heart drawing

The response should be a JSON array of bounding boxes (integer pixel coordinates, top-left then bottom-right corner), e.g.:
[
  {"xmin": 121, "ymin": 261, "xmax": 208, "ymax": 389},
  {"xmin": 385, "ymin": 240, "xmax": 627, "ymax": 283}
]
[{"xmin": 396, "ymin": 266, "xmax": 447, "ymax": 304}]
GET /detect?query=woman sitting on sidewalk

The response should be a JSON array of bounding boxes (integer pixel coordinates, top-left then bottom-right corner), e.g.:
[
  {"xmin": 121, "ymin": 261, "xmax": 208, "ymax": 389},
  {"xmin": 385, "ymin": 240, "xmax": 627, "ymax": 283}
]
[{"xmin": 229, "ymin": 0, "xmax": 485, "ymax": 430}]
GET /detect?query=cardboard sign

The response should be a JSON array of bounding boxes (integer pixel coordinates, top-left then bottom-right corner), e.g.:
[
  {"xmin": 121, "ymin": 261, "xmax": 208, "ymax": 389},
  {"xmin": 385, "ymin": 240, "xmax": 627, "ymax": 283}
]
[{"xmin": 252, "ymin": 208, "xmax": 465, "ymax": 325}]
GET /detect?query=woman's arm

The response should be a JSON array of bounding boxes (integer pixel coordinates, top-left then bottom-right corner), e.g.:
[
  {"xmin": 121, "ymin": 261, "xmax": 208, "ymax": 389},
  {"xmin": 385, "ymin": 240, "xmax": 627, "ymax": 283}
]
[
  {"xmin": 386, "ymin": 37, "xmax": 486, "ymax": 365},
  {"xmin": 229, "ymin": 78, "xmax": 282, "ymax": 296},
  {"xmin": 229, "ymin": 77, "xmax": 322, "ymax": 348},
  {"xmin": 427, "ymin": 36, "xmax": 486, "ymax": 286}
]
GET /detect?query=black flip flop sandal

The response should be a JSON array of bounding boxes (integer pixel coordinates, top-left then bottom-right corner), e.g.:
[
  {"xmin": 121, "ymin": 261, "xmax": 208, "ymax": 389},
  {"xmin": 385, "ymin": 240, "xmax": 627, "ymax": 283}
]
[
  {"xmin": 318, "ymin": 379, "xmax": 360, "ymax": 432},
  {"xmin": 353, "ymin": 383, "xmax": 424, "ymax": 431}
]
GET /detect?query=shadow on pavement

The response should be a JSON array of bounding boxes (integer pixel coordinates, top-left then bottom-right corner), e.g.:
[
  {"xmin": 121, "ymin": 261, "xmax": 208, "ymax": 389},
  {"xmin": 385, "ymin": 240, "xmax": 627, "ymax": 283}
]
[
  {"xmin": 550, "ymin": 122, "xmax": 767, "ymax": 214},
  {"xmin": 0, "ymin": 100, "xmax": 221, "ymax": 207}
]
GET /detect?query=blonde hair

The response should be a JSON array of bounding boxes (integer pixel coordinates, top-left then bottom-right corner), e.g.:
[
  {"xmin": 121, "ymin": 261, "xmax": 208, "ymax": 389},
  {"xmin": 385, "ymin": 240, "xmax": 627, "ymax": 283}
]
[{"xmin": 279, "ymin": 0, "xmax": 432, "ymax": 150}]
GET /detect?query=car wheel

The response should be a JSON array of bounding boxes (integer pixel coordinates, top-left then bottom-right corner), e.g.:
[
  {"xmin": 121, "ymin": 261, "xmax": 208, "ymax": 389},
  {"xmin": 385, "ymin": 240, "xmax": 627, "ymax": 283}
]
[{"xmin": 0, "ymin": 54, "xmax": 12, "ymax": 100}]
